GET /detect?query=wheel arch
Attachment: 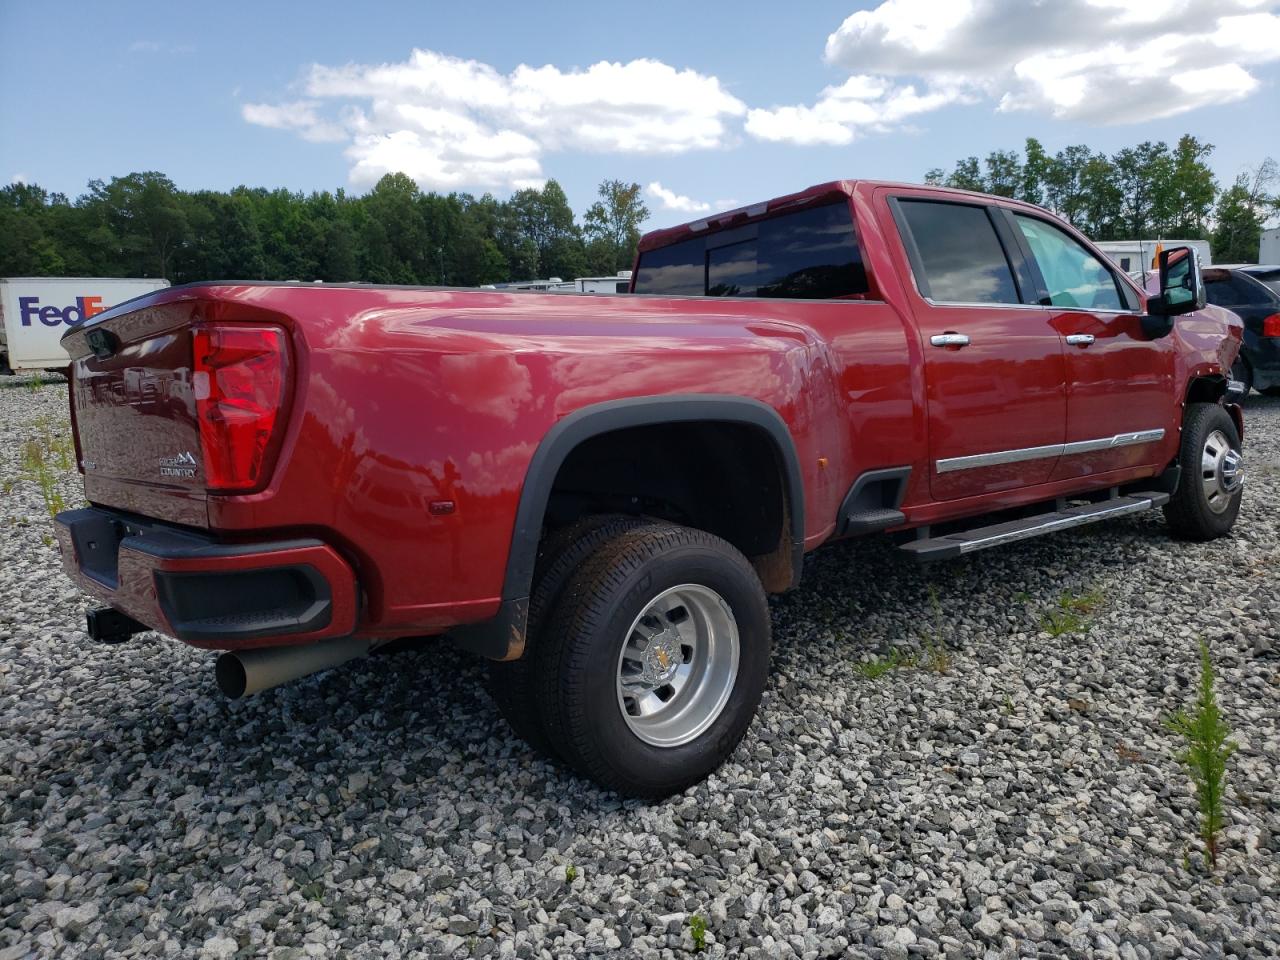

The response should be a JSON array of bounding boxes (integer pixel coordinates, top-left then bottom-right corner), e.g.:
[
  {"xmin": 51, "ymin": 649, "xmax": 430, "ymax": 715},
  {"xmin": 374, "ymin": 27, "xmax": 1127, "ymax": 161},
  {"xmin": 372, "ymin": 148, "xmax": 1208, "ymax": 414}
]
[{"xmin": 451, "ymin": 395, "xmax": 806, "ymax": 660}]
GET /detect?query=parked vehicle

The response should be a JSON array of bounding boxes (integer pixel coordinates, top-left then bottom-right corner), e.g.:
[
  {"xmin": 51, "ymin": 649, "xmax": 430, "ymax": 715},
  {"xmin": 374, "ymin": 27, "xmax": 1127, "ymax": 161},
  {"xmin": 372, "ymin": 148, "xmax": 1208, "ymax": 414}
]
[
  {"xmin": 1260, "ymin": 228, "xmax": 1280, "ymax": 265},
  {"xmin": 0, "ymin": 277, "xmax": 169, "ymax": 373},
  {"xmin": 1095, "ymin": 239, "xmax": 1212, "ymax": 276},
  {"xmin": 52, "ymin": 181, "xmax": 1244, "ymax": 798},
  {"xmin": 1203, "ymin": 264, "xmax": 1280, "ymax": 396}
]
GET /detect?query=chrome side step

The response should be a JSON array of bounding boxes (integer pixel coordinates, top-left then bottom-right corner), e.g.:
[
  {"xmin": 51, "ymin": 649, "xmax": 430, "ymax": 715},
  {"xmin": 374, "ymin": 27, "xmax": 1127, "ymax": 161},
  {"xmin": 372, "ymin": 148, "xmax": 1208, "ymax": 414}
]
[{"xmin": 900, "ymin": 492, "xmax": 1170, "ymax": 562}]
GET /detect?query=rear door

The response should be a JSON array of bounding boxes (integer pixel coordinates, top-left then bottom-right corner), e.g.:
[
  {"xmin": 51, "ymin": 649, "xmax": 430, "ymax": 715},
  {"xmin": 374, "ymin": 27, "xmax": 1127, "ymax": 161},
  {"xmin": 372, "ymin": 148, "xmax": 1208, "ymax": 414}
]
[
  {"xmin": 1004, "ymin": 212, "xmax": 1174, "ymax": 481},
  {"xmin": 890, "ymin": 196, "xmax": 1067, "ymax": 501}
]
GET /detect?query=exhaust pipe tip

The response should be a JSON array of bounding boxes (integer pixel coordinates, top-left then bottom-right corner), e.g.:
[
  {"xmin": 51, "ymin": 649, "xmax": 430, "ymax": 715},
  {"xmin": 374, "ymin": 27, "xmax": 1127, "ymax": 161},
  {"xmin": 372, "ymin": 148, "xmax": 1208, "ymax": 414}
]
[
  {"xmin": 214, "ymin": 636, "xmax": 370, "ymax": 699},
  {"xmin": 215, "ymin": 652, "xmax": 249, "ymax": 699}
]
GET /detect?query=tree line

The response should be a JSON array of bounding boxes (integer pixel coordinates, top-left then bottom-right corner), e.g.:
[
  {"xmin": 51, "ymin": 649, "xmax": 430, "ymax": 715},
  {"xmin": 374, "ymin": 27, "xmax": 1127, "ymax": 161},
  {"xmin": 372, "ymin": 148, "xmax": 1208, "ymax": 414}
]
[
  {"xmin": 2, "ymin": 132, "xmax": 1278, "ymax": 286},
  {"xmin": 0, "ymin": 173, "xmax": 650, "ymax": 287},
  {"xmin": 925, "ymin": 135, "xmax": 1279, "ymax": 263}
]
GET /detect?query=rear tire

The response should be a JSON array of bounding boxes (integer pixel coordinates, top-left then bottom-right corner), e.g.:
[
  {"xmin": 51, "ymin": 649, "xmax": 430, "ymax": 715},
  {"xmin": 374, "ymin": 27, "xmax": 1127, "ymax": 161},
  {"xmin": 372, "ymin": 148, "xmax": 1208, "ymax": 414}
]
[
  {"xmin": 487, "ymin": 515, "xmax": 642, "ymax": 757},
  {"xmin": 536, "ymin": 523, "xmax": 771, "ymax": 799},
  {"xmin": 1163, "ymin": 402, "xmax": 1244, "ymax": 541}
]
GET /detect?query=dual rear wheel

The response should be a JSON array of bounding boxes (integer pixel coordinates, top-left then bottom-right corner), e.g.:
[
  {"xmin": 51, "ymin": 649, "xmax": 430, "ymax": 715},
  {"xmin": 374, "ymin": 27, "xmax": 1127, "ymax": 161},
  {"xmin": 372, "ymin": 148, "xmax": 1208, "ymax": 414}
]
[{"xmin": 489, "ymin": 520, "xmax": 771, "ymax": 799}]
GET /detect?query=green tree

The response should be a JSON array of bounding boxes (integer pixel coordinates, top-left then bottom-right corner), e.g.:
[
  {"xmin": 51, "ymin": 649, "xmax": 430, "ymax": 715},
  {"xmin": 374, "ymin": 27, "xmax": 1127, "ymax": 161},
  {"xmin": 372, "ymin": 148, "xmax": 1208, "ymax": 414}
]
[
  {"xmin": 1213, "ymin": 160, "xmax": 1278, "ymax": 263},
  {"xmin": 983, "ymin": 149, "xmax": 1022, "ymax": 198},
  {"xmin": 583, "ymin": 180, "xmax": 649, "ymax": 274},
  {"xmin": 944, "ymin": 157, "xmax": 985, "ymax": 192},
  {"xmin": 1020, "ymin": 137, "xmax": 1052, "ymax": 206}
]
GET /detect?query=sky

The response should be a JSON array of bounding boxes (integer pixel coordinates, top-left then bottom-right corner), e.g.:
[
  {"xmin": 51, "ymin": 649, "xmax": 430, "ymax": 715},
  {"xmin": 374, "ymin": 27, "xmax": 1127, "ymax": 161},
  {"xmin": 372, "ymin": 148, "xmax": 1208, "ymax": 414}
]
[{"xmin": 2, "ymin": 0, "xmax": 1279, "ymax": 228}]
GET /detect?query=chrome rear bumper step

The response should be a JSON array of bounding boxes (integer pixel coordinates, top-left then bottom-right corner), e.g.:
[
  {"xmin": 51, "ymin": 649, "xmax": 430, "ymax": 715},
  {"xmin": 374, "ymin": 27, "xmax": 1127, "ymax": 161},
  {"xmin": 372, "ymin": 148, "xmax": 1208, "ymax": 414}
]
[{"xmin": 900, "ymin": 492, "xmax": 1170, "ymax": 562}]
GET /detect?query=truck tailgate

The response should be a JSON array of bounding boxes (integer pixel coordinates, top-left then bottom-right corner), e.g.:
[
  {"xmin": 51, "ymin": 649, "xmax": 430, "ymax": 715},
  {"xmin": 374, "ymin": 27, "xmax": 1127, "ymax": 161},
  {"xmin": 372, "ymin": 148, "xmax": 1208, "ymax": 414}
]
[{"xmin": 64, "ymin": 303, "xmax": 209, "ymax": 527}]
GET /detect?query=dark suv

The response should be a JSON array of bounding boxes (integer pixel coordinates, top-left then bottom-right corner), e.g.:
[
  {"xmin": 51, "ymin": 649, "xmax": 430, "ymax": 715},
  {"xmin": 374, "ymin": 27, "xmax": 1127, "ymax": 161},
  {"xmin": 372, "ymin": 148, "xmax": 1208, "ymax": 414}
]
[{"xmin": 1204, "ymin": 265, "xmax": 1280, "ymax": 396}]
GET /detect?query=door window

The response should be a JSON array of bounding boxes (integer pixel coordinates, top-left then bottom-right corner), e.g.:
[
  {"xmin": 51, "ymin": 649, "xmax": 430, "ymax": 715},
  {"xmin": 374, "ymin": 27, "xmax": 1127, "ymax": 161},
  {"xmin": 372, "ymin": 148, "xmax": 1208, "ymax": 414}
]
[
  {"xmin": 1015, "ymin": 215, "xmax": 1124, "ymax": 311},
  {"xmin": 897, "ymin": 201, "xmax": 1021, "ymax": 304}
]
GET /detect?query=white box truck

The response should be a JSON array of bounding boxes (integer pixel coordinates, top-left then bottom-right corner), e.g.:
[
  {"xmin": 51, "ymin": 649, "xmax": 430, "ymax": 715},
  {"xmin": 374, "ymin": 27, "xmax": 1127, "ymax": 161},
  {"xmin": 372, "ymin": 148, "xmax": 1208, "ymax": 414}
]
[
  {"xmin": 1261, "ymin": 228, "xmax": 1280, "ymax": 265},
  {"xmin": 0, "ymin": 277, "xmax": 169, "ymax": 373}
]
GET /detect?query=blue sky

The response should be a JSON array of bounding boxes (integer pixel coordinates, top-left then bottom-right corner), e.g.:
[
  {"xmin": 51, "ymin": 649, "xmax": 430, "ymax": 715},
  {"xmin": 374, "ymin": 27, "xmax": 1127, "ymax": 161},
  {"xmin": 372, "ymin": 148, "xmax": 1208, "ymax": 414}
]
[{"xmin": 2, "ymin": 0, "xmax": 1278, "ymax": 228}]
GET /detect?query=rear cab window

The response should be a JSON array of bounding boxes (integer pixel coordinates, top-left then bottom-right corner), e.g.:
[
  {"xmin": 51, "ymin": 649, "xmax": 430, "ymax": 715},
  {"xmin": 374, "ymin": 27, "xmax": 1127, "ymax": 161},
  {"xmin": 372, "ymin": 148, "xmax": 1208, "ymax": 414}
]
[
  {"xmin": 633, "ymin": 202, "xmax": 869, "ymax": 299},
  {"xmin": 894, "ymin": 200, "xmax": 1023, "ymax": 305}
]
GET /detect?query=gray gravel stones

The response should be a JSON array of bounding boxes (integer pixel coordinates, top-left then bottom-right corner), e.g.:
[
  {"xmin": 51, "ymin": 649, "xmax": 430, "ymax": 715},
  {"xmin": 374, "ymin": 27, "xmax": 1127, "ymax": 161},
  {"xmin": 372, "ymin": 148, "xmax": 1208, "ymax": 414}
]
[{"xmin": 1, "ymin": 376, "xmax": 1278, "ymax": 958}]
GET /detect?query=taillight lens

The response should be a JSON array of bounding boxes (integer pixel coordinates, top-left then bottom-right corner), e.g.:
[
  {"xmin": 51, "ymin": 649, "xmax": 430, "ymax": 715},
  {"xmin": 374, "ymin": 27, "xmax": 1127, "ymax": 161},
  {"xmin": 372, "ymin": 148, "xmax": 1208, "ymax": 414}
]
[
  {"xmin": 191, "ymin": 325, "xmax": 289, "ymax": 492},
  {"xmin": 1263, "ymin": 313, "xmax": 1280, "ymax": 338}
]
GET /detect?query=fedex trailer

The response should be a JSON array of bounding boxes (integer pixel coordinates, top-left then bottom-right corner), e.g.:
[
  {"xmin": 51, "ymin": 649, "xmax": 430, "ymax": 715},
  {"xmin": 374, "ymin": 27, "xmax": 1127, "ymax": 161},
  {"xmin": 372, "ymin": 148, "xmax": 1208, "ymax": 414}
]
[{"xmin": 0, "ymin": 277, "xmax": 170, "ymax": 372}]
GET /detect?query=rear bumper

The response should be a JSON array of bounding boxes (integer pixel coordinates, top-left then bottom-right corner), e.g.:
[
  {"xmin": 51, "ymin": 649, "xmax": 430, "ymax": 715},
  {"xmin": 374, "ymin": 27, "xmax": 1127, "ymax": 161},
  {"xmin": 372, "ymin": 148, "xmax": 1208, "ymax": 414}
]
[
  {"xmin": 53, "ymin": 507, "xmax": 359, "ymax": 650},
  {"xmin": 1243, "ymin": 336, "xmax": 1280, "ymax": 389}
]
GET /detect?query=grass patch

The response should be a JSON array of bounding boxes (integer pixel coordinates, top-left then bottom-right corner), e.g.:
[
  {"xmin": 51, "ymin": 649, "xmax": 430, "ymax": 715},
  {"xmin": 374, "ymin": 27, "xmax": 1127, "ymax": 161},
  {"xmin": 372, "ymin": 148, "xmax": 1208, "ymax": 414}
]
[
  {"xmin": 564, "ymin": 863, "xmax": 578, "ymax": 884},
  {"xmin": 1040, "ymin": 588, "xmax": 1105, "ymax": 637},
  {"xmin": 853, "ymin": 646, "xmax": 917, "ymax": 679},
  {"xmin": 1165, "ymin": 639, "xmax": 1236, "ymax": 872}
]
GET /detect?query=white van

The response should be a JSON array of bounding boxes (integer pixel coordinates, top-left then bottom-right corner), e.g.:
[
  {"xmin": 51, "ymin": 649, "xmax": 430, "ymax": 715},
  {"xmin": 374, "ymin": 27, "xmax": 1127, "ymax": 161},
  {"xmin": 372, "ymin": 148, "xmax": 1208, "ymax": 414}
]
[{"xmin": 0, "ymin": 277, "xmax": 170, "ymax": 372}]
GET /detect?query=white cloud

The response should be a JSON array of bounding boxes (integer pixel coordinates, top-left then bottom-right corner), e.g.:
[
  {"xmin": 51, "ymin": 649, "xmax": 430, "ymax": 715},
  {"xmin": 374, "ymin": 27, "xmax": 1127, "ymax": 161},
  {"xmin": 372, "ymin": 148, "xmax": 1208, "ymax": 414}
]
[
  {"xmin": 245, "ymin": 49, "xmax": 745, "ymax": 191},
  {"xmin": 241, "ymin": 101, "xmax": 347, "ymax": 143},
  {"xmin": 746, "ymin": 74, "xmax": 969, "ymax": 145},
  {"xmin": 646, "ymin": 182, "xmax": 711, "ymax": 213},
  {"xmin": 11, "ymin": 173, "xmax": 28, "ymax": 184},
  {"xmin": 821, "ymin": 0, "xmax": 1280, "ymax": 126}
]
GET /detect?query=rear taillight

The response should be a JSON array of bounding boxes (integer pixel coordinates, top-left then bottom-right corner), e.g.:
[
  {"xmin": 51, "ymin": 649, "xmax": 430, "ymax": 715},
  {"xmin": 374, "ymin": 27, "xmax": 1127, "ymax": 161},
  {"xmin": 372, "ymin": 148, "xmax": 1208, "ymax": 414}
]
[
  {"xmin": 191, "ymin": 325, "xmax": 289, "ymax": 492},
  {"xmin": 1263, "ymin": 313, "xmax": 1280, "ymax": 338}
]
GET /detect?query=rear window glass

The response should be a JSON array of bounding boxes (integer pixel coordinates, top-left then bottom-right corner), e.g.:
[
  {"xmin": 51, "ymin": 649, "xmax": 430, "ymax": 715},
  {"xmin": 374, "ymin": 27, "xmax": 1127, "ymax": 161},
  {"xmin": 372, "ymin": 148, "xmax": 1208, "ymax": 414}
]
[
  {"xmin": 898, "ymin": 200, "xmax": 1020, "ymax": 305},
  {"xmin": 633, "ymin": 202, "xmax": 869, "ymax": 299}
]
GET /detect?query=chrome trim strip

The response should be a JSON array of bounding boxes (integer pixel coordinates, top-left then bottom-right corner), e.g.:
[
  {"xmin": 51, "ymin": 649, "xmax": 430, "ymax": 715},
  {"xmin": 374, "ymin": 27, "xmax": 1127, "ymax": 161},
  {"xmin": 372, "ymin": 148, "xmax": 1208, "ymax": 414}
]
[
  {"xmin": 936, "ymin": 428, "xmax": 1166, "ymax": 474},
  {"xmin": 936, "ymin": 442, "xmax": 1064, "ymax": 473}
]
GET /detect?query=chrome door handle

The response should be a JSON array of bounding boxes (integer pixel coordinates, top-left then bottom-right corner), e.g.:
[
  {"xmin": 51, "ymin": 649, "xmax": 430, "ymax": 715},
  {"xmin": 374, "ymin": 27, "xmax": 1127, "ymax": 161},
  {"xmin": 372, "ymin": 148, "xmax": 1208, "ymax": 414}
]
[
  {"xmin": 930, "ymin": 333, "xmax": 970, "ymax": 348},
  {"xmin": 1065, "ymin": 334, "xmax": 1095, "ymax": 346}
]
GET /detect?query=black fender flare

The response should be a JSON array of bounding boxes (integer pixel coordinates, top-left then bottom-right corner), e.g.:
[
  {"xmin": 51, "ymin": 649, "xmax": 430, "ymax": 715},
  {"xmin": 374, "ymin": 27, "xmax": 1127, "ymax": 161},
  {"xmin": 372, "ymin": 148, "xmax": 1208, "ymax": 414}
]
[{"xmin": 452, "ymin": 394, "xmax": 806, "ymax": 660}]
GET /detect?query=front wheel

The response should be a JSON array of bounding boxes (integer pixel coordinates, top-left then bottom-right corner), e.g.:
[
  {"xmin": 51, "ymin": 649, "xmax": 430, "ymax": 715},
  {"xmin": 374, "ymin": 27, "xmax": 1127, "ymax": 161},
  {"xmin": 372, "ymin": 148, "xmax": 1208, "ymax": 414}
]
[
  {"xmin": 536, "ymin": 523, "xmax": 771, "ymax": 799},
  {"xmin": 1164, "ymin": 402, "xmax": 1244, "ymax": 540}
]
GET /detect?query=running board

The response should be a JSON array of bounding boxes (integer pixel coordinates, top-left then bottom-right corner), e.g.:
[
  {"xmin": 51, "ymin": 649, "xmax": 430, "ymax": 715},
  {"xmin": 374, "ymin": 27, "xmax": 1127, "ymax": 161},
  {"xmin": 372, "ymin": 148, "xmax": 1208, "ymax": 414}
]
[{"xmin": 900, "ymin": 492, "xmax": 1170, "ymax": 562}]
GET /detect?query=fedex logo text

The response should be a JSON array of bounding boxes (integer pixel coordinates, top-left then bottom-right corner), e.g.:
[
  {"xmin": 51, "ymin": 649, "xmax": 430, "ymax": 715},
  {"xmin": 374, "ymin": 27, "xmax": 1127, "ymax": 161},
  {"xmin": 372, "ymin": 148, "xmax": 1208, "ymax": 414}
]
[{"xmin": 18, "ymin": 296, "xmax": 107, "ymax": 327}]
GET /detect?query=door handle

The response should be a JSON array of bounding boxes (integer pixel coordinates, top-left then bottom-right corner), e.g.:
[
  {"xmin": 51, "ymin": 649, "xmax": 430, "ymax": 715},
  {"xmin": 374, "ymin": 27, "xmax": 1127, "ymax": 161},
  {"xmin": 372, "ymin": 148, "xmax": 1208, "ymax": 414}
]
[
  {"xmin": 930, "ymin": 333, "xmax": 970, "ymax": 348},
  {"xmin": 1065, "ymin": 334, "xmax": 1095, "ymax": 346}
]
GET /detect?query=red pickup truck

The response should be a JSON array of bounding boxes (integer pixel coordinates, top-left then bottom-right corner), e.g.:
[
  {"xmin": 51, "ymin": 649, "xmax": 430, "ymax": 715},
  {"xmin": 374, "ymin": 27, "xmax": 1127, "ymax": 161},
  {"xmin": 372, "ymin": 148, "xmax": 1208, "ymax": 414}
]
[{"xmin": 54, "ymin": 180, "xmax": 1245, "ymax": 798}]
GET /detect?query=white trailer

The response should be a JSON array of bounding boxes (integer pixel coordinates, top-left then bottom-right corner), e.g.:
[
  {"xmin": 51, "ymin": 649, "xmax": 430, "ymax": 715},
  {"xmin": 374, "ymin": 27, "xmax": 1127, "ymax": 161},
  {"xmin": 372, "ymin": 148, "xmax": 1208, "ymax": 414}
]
[
  {"xmin": 0, "ymin": 277, "xmax": 169, "ymax": 372},
  {"xmin": 1261, "ymin": 228, "xmax": 1280, "ymax": 265},
  {"xmin": 1094, "ymin": 240, "xmax": 1212, "ymax": 276}
]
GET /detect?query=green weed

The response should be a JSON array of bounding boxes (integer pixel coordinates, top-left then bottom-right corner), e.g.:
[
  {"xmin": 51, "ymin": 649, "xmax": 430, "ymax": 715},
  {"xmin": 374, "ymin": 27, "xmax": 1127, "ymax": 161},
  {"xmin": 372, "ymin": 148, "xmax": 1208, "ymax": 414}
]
[
  {"xmin": 689, "ymin": 914, "xmax": 707, "ymax": 952},
  {"xmin": 854, "ymin": 647, "xmax": 916, "ymax": 679},
  {"xmin": 1165, "ymin": 639, "xmax": 1236, "ymax": 872},
  {"xmin": 26, "ymin": 372, "xmax": 43, "ymax": 393},
  {"xmin": 564, "ymin": 864, "xmax": 578, "ymax": 884},
  {"xmin": 19, "ymin": 441, "xmax": 65, "ymax": 518},
  {"xmin": 1040, "ymin": 588, "xmax": 1105, "ymax": 637}
]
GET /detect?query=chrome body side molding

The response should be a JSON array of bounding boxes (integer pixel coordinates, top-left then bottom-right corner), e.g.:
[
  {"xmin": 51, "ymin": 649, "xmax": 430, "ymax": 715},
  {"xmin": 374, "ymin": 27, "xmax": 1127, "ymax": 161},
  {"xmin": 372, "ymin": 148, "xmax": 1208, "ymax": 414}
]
[{"xmin": 936, "ymin": 428, "xmax": 1165, "ymax": 474}]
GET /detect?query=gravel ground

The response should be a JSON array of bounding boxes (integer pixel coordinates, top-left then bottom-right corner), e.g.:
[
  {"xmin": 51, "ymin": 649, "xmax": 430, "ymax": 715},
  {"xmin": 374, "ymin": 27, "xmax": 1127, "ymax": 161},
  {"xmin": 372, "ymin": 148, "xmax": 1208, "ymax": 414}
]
[{"xmin": 1, "ymin": 377, "xmax": 1277, "ymax": 960}]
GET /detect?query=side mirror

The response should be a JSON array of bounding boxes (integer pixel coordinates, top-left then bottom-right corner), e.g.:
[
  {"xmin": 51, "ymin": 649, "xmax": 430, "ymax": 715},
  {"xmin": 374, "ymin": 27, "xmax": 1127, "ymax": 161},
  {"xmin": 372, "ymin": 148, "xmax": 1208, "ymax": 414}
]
[{"xmin": 1148, "ymin": 246, "xmax": 1206, "ymax": 317}]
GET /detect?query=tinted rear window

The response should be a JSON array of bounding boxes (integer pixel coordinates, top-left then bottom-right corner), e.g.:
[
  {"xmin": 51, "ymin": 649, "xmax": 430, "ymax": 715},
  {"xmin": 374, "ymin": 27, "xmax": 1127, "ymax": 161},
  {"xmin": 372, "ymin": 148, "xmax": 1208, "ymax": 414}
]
[
  {"xmin": 898, "ymin": 200, "xmax": 1020, "ymax": 304},
  {"xmin": 633, "ymin": 202, "xmax": 869, "ymax": 299}
]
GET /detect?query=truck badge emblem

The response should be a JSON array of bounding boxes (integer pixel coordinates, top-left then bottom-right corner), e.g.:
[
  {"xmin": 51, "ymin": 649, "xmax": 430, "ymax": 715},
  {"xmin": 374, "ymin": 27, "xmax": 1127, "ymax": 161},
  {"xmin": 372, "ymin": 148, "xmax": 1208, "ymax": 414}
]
[{"xmin": 159, "ymin": 451, "xmax": 199, "ymax": 479}]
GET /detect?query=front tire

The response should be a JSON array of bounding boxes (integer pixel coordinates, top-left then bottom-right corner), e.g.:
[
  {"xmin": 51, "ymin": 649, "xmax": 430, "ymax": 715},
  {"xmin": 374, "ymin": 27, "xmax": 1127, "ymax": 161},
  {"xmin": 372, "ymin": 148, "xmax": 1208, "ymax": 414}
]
[
  {"xmin": 536, "ymin": 523, "xmax": 771, "ymax": 799},
  {"xmin": 1163, "ymin": 402, "xmax": 1244, "ymax": 541}
]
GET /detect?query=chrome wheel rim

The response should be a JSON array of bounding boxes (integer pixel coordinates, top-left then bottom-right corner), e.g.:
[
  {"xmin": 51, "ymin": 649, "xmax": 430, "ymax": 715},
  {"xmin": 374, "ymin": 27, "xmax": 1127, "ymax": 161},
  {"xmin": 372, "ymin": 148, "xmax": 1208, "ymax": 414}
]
[
  {"xmin": 614, "ymin": 584, "xmax": 740, "ymax": 748},
  {"xmin": 1200, "ymin": 429, "xmax": 1244, "ymax": 514}
]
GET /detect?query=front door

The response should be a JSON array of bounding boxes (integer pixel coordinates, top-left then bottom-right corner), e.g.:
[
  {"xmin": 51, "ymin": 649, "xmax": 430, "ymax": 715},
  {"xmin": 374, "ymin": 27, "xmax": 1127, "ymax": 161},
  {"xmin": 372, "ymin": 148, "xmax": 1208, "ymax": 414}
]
[
  {"xmin": 893, "ymin": 198, "xmax": 1068, "ymax": 502},
  {"xmin": 1006, "ymin": 212, "xmax": 1174, "ymax": 481}
]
